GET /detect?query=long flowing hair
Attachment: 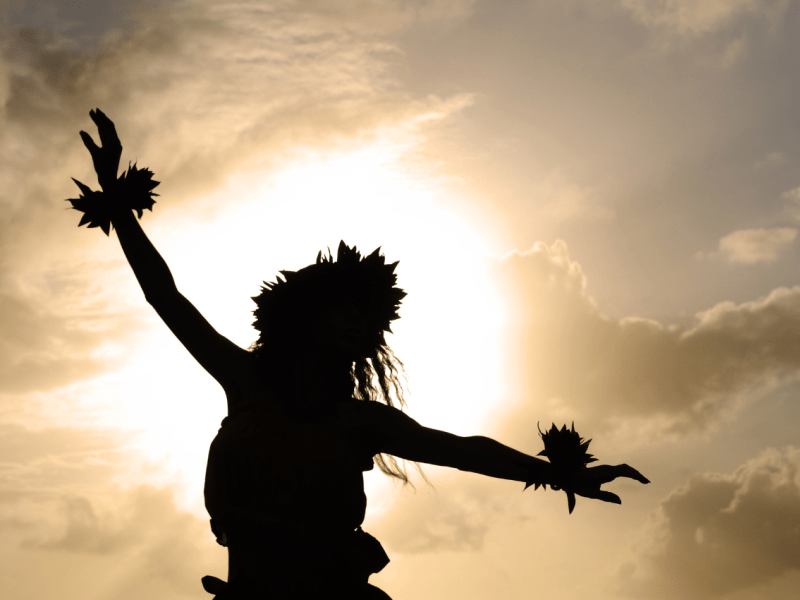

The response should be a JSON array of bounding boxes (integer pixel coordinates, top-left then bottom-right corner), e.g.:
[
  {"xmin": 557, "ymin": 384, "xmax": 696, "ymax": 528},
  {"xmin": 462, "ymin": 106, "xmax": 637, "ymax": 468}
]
[{"xmin": 249, "ymin": 242, "xmax": 426, "ymax": 487}]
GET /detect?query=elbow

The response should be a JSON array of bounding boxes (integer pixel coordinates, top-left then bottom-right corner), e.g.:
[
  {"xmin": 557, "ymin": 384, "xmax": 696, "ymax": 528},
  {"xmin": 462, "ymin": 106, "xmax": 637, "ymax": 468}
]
[
  {"xmin": 144, "ymin": 286, "xmax": 179, "ymax": 308},
  {"xmin": 143, "ymin": 290, "xmax": 163, "ymax": 307}
]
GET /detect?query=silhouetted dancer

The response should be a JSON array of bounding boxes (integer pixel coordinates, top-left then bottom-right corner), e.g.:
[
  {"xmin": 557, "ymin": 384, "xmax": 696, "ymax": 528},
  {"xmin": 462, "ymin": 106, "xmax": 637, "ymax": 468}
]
[{"xmin": 69, "ymin": 109, "xmax": 650, "ymax": 599}]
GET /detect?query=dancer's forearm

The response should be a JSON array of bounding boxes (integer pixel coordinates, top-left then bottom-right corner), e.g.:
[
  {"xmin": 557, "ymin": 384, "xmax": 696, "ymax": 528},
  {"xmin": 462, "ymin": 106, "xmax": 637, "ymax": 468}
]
[
  {"xmin": 453, "ymin": 435, "xmax": 554, "ymax": 485},
  {"xmin": 111, "ymin": 206, "xmax": 177, "ymax": 303}
]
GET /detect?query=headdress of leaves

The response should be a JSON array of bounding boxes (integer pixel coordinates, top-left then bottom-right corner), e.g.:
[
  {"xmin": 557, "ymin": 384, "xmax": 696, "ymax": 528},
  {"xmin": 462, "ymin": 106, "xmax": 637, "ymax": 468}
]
[
  {"xmin": 66, "ymin": 162, "xmax": 160, "ymax": 235},
  {"xmin": 524, "ymin": 422, "xmax": 597, "ymax": 514},
  {"xmin": 252, "ymin": 241, "xmax": 406, "ymax": 351}
]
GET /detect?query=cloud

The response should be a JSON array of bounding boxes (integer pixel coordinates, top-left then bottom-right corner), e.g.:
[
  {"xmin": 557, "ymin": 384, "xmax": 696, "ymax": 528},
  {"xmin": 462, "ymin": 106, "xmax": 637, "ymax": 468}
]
[
  {"xmin": 617, "ymin": 0, "xmax": 789, "ymax": 39},
  {"xmin": 0, "ymin": 419, "xmax": 219, "ymax": 599},
  {"xmin": 538, "ymin": 170, "xmax": 615, "ymax": 222},
  {"xmin": 33, "ymin": 486, "xmax": 200, "ymax": 555},
  {"xmin": 0, "ymin": 422, "xmax": 134, "ymax": 522},
  {"xmin": 1, "ymin": 485, "xmax": 223, "ymax": 599},
  {"xmin": 782, "ymin": 185, "xmax": 800, "ymax": 219},
  {"xmin": 614, "ymin": 0, "xmax": 789, "ymax": 63},
  {"xmin": 697, "ymin": 228, "xmax": 797, "ymax": 264},
  {"xmin": 0, "ymin": 0, "xmax": 472, "ymax": 403},
  {"xmin": 754, "ymin": 150, "xmax": 787, "ymax": 169},
  {"xmin": 491, "ymin": 240, "xmax": 800, "ymax": 442},
  {"xmin": 617, "ymin": 446, "xmax": 800, "ymax": 598},
  {"xmin": 0, "ymin": 0, "xmax": 470, "ymax": 266},
  {"xmin": 294, "ymin": 0, "xmax": 478, "ymax": 31},
  {"xmin": 782, "ymin": 186, "xmax": 800, "ymax": 202},
  {"xmin": 0, "ymin": 289, "xmax": 140, "ymax": 393},
  {"xmin": 374, "ymin": 473, "xmax": 517, "ymax": 554},
  {"xmin": 0, "ymin": 422, "xmax": 118, "ymax": 465}
]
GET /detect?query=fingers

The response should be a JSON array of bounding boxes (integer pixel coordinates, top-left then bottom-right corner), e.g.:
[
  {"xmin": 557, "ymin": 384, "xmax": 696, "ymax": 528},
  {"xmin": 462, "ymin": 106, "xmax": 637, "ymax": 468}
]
[
  {"xmin": 615, "ymin": 464, "xmax": 650, "ymax": 484},
  {"xmin": 83, "ymin": 109, "xmax": 122, "ymax": 189},
  {"xmin": 585, "ymin": 464, "xmax": 650, "ymax": 485},
  {"xmin": 583, "ymin": 464, "xmax": 619, "ymax": 484},
  {"xmin": 567, "ymin": 463, "xmax": 649, "ymax": 509},
  {"xmin": 79, "ymin": 130, "xmax": 99, "ymax": 155},
  {"xmin": 595, "ymin": 490, "xmax": 621, "ymax": 504},
  {"xmin": 89, "ymin": 108, "xmax": 111, "ymax": 127},
  {"xmin": 89, "ymin": 108, "xmax": 122, "ymax": 150},
  {"xmin": 575, "ymin": 486, "xmax": 621, "ymax": 504}
]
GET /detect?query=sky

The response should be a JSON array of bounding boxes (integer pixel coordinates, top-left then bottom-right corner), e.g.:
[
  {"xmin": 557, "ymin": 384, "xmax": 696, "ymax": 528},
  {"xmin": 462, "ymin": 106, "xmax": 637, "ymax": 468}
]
[{"xmin": 1, "ymin": 0, "xmax": 800, "ymax": 598}]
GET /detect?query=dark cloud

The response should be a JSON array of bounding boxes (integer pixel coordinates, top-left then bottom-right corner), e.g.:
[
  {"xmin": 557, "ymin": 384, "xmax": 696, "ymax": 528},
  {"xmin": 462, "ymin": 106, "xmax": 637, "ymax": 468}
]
[
  {"xmin": 617, "ymin": 0, "xmax": 789, "ymax": 52},
  {"xmin": 0, "ymin": 0, "xmax": 463, "ymax": 225},
  {"xmin": 492, "ymin": 241, "xmax": 800, "ymax": 441},
  {"xmin": 617, "ymin": 446, "xmax": 800, "ymax": 598},
  {"xmin": 1, "ymin": 0, "xmax": 162, "ymax": 50}
]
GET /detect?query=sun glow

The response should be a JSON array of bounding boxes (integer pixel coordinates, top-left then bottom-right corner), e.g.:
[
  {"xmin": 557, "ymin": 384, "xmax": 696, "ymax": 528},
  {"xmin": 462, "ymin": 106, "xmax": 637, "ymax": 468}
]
[{"xmin": 99, "ymin": 135, "xmax": 506, "ymax": 514}]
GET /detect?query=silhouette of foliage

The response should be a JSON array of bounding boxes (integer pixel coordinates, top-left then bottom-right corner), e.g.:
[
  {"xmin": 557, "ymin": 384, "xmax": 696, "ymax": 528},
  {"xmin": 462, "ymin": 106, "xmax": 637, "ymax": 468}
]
[
  {"xmin": 252, "ymin": 241, "xmax": 405, "ymax": 348},
  {"xmin": 525, "ymin": 422, "xmax": 597, "ymax": 514},
  {"xmin": 67, "ymin": 162, "xmax": 160, "ymax": 235}
]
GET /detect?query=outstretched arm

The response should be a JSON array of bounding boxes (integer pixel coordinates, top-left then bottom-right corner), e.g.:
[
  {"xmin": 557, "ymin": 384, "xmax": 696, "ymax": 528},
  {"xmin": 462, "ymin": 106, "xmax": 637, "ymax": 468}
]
[
  {"xmin": 371, "ymin": 405, "xmax": 554, "ymax": 484},
  {"xmin": 80, "ymin": 109, "xmax": 248, "ymax": 388},
  {"xmin": 368, "ymin": 404, "xmax": 648, "ymax": 506}
]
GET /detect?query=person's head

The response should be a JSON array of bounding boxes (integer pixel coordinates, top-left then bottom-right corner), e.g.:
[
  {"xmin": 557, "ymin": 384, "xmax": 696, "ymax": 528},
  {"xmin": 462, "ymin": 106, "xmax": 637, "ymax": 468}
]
[
  {"xmin": 310, "ymin": 293, "xmax": 370, "ymax": 361},
  {"xmin": 250, "ymin": 240, "xmax": 407, "ymax": 400},
  {"xmin": 251, "ymin": 240, "xmax": 404, "ymax": 354}
]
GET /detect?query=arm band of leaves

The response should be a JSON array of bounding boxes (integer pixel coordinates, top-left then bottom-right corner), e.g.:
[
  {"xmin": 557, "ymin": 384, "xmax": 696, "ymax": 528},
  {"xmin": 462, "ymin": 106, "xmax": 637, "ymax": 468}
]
[
  {"xmin": 524, "ymin": 422, "xmax": 598, "ymax": 514},
  {"xmin": 66, "ymin": 162, "xmax": 160, "ymax": 236}
]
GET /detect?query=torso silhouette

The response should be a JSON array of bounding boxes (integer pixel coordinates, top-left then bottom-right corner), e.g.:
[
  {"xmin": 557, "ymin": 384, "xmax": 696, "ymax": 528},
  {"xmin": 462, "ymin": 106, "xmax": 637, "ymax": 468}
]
[{"xmin": 204, "ymin": 389, "xmax": 385, "ymax": 594}]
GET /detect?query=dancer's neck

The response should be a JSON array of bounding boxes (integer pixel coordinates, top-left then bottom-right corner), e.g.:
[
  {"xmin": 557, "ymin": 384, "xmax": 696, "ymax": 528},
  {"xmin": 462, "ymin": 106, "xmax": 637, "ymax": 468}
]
[{"xmin": 287, "ymin": 353, "xmax": 354, "ymax": 418}]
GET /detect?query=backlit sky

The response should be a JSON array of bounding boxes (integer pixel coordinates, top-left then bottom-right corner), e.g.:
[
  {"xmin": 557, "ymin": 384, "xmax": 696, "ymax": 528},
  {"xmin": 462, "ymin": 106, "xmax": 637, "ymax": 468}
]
[{"xmin": 2, "ymin": 1, "xmax": 800, "ymax": 599}]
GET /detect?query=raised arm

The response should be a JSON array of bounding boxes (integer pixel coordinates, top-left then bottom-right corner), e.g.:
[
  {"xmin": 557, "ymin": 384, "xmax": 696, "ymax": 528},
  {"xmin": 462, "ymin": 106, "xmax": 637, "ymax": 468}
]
[
  {"xmin": 112, "ymin": 207, "xmax": 248, "ymax": 385},
  {"xmin": 79, "ymin": 109, "xmax": 248, "ymax": 388},
  {"xmin": 365, "ymin": 403, "xmax": 649, "ymax": 510}
]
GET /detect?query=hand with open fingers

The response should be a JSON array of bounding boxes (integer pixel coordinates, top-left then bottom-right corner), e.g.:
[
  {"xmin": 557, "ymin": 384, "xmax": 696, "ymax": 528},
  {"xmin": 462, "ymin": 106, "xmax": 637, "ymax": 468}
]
[
  {"xmin": 565, "ymin": 463, "xmax": 650, "ymax": 513},
  {"xmin": 67, "ymin": 109, "xmax": 159, "ymax": 235},
  {"xmin": 80, "ymin": 108, "xmax": 122, "ymax": 192}
]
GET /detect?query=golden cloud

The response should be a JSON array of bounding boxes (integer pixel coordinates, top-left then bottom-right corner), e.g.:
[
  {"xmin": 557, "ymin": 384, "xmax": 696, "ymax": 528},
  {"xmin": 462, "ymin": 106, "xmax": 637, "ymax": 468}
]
[
  {"xmin": 372, "ymin": 471, "xmax": 517, "ymax": 554},
  {"xmin": 492, "ymin": 240, "xmax": 800, "ymax": 443},
  {"xmin": 617, "ymin": 446, "xmax": 800, "ymax": 598},
  {"xmin": 696, "ymin": 227, "xmax": 798, "ymax": 264}
]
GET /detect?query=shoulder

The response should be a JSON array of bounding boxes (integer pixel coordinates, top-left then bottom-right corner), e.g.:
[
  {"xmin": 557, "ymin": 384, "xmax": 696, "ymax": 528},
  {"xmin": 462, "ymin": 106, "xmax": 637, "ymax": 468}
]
[
  {"xmin": 337, "ymin": 398, "xmax": 401, "ymax": 418},
  {"xmin": 222, "ymin": 353, "xmax": 279, "ymax": 416},
  {"xmin": 336, "ymin": 399, "xmax": 419, "ymax": 439}
]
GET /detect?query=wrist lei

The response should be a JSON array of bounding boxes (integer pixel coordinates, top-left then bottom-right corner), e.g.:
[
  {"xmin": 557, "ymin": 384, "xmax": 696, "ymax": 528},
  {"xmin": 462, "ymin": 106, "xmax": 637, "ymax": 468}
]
[
  {"xmin": 524, "ymin": 422, "xmax": 597, "ymax": 514},
  {"xmin": 67, "ymin": 162, "xmax": 160, "ymax": 235}
]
